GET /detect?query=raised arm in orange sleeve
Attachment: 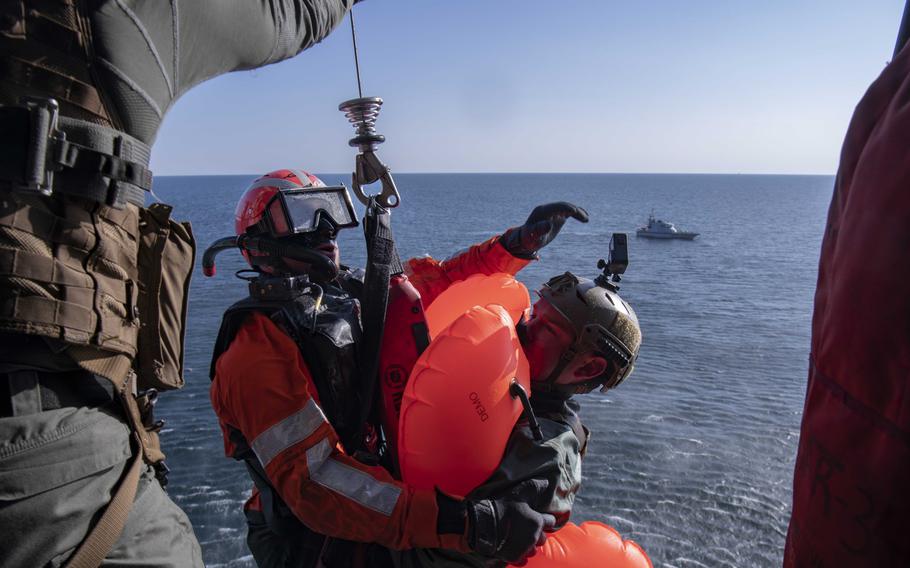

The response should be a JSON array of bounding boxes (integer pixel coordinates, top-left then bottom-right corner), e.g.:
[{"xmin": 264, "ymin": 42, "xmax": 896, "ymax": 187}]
[{"xmin": 405, "ymin": 235, "xmax": 531, "ymax": 309}]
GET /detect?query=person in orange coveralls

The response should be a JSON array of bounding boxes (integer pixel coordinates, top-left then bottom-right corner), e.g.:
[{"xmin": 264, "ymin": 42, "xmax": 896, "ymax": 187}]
[{"xmin": 205, "ymin": 169, "xmax": 589, "ymax": 567}]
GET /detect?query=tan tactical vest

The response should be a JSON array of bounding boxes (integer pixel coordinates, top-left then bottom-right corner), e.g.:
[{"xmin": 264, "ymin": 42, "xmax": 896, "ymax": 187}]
[
  {"xmin": 0, "ymin": 191, "xmax": 140, "ymax": 374},
  {"xmin": 1, "ymin": 1, "xmax": 194, "ymax": 390}
]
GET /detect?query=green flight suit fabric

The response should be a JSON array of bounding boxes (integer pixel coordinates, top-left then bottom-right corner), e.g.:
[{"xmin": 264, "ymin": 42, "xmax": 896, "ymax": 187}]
[
  {"xmin": 0, "ymin": 403, "xmax": 202, "ymax": 568},
  {"xmin": 0, "ymin": 0, "xmax": 355, "ymax": 144}
]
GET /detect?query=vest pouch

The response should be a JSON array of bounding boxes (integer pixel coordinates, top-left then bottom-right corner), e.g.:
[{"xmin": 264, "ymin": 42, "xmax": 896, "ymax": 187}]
[{"xmin": 134, "ymin": 203, "xmax": 195, "ymax": 390}]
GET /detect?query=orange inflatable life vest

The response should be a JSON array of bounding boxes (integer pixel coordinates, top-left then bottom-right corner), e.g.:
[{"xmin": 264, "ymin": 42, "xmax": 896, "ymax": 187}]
[
  {"xmin": 523, "ymin": 521, "xmax": 652, "ymax": 568},
  {"xmin": 384, "ymin": 272, "xmax": 530, "ymax": 478},
  {"xmin": 397, "ymin": 304, "xmax": 530, "ymax": 498},
  {"xmin": 424, "ymin": 272, "xmax": 531, "ymax": 338}
]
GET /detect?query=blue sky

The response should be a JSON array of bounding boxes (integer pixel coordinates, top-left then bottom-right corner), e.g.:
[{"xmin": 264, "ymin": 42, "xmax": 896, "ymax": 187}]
[{"xmin": 152, "ymin": 1, "xmax": 905, "ymax": 175}]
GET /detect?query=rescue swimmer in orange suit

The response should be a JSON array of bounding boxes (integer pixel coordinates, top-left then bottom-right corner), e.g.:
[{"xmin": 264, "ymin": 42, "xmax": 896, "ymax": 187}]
[{"xmin": 206, "ymin": 169, "xmax": 591, "ymax": 567}]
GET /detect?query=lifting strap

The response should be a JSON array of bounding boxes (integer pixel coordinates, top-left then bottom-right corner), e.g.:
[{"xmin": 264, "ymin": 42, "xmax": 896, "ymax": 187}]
[{"xmin": 345, "ymin": 198, "xmax": 403, "ymax": 452}]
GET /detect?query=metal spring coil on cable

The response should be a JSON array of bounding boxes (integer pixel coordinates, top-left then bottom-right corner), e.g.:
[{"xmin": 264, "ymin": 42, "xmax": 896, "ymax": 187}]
[{"xmin": 338, "ymin": 97, "xmax": 385, "ymax": 151}]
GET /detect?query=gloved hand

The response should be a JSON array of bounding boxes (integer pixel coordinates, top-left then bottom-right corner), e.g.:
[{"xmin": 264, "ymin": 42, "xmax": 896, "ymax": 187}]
[
  {"xmin": 501, "ymin": 202, "xmax": 589, "ymax": 259},
  {"xmin": 466, "ymin": 479, "xmax": 557, "ymax": 565}
]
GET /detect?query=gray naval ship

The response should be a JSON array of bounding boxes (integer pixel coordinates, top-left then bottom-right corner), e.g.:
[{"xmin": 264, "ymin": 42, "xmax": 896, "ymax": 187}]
[{"xmin": 636, "ymin": 211, "xmax": 699, "ymax": 240}]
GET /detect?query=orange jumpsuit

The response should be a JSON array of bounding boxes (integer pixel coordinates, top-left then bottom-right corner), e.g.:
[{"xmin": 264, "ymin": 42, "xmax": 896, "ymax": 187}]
[{"xmin": 210, "ymin": 236, "xmax": 529, "ymax": 550}]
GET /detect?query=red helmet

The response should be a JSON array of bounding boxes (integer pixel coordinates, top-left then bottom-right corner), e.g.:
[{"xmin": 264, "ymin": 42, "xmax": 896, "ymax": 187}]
[
  {"xmin": 235, "ymin": 169, "xmax": 338, "ymax": 271},
  {"xmin": 235, "ymin": 169, "xmax": 327, "ymax": 237},
  {"xmin": 203, "ymin": 169, "xmax": 357, "ymax": 278}
]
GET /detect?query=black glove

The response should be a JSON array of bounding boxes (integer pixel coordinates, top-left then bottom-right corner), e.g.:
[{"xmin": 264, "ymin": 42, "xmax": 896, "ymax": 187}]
[
  {"xmin": 501, "ymin": 202, "xmax": 589, "ymax": 259},
  {"xmin": 461, "ymin": 479, "xmax": 557, "ymax": 565}
]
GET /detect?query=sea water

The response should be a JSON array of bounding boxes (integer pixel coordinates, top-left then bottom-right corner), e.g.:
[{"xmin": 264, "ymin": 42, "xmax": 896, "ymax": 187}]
[{"xmin": 153, "ymin": 173, "xmax": 832, "ymax": 567}]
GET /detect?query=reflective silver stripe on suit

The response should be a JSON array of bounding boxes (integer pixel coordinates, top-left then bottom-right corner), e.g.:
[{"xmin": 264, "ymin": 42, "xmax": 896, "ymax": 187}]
[
  {"xmin": 310, "ymin": 455, "xmax": 402, "ymax": 517},
  {"xmin": 251, "ymin": 399, "xmax": 326, "ymax": 468},
  {"xmin": 305, "ymin": 438, "xmax": 333, "ymax": 473}
]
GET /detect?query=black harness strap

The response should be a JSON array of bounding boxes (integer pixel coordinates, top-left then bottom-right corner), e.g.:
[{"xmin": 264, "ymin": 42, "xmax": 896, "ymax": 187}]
[
  {"xmin": 227, "ymin": 426, "xmax": 327, "ymax": 568},
  {"xmin": 0, "ymin": 56, "xmax": 106, "ymax": 116},
  {"xmin": 345, "ymin": 198, "xmax": 402, "ymax": 451}
]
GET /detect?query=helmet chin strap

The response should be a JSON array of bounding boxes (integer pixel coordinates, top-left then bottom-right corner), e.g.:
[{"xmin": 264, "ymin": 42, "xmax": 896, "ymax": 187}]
[
  {"xmin": 531, "ymin": 345, "xmax": 580, "ymax": 396},
  {"xmin": 532, "ymin": 338, "xmax": 612, "ymax": 396},
  {"xmin": 544, "ymin": 345, "xmax": 578, "ymax": 385},
  {"xmin": 520, "ymin": 314, "xmax": 585, "ymax": 396}
]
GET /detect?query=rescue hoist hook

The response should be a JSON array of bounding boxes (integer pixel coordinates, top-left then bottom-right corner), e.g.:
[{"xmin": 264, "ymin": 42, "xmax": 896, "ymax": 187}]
[{"xmin": 339, "ymin": 8, "xmax": 400, "ymax": 209}]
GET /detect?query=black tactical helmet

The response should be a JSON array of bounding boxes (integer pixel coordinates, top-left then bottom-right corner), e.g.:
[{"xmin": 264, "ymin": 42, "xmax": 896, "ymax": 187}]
[{"xmin": 535, "ymin": 271, "xmax": 642, "ymax": 394}]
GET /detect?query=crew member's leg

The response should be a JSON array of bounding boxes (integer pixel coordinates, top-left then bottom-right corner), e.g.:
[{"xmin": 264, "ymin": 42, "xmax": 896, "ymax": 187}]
[{"xmin": 0, "ymin": 367, "xmax": 202, "ymax": 567}]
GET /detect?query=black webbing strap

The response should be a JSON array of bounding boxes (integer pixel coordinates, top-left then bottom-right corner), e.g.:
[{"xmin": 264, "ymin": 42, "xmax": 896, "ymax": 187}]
[
  {"xmin": 0, "ymin": 369, "xmax": 116, "ymax": 417},
  {"xmin": 0, "ymin": 102, "xmax": 151, "ymax": 208},
  {"xmin": 228, "ymin": 427, "xmax": 288, "ymax": 528},
  {"xmin": 344, "ymin": 198, "xmax": 403, "ymax": 452},
  {"xmin": 227, "ymin": 426, "xmax": 325, "ymax": 557}
]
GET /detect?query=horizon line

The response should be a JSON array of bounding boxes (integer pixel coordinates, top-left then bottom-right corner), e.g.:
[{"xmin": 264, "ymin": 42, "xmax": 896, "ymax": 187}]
[{"xmin": 154, "ymin": 171, "xmax": 836, "ymax": 178}]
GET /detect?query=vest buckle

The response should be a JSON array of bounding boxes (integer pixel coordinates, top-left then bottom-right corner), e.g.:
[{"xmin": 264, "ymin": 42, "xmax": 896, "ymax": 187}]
[{"xmin": 18, "ymin": 96, "xmax": 66, "ymax": 195}]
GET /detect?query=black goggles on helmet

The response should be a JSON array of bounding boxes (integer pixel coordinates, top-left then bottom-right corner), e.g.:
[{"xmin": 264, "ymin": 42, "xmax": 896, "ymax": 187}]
[{"xmin": 260, "ymin": 186, "xmax": 359, "ymax": 238}]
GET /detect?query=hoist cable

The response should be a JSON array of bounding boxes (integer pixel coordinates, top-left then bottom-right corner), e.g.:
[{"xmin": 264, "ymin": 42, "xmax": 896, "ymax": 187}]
[{"xmin": 350, "ymin": 10, "xmax": 364, "ymax": 98}]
